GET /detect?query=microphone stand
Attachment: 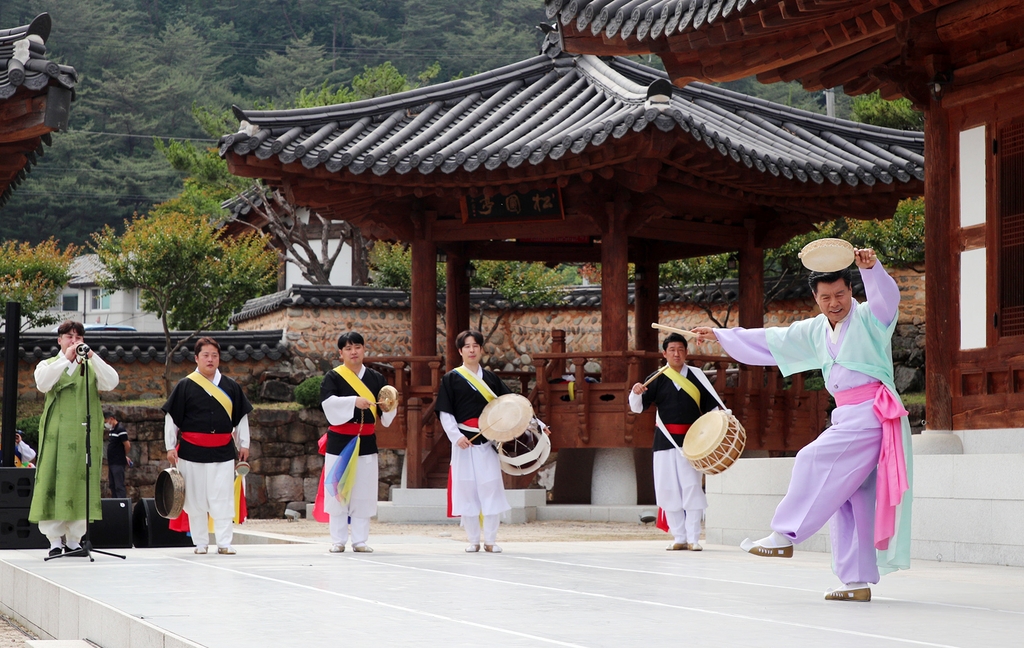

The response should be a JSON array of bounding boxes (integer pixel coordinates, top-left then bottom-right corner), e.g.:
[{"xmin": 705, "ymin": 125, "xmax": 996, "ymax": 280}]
[{"xmin": 46, "ymin": 352, "xmax": 126, "ymax": 562}]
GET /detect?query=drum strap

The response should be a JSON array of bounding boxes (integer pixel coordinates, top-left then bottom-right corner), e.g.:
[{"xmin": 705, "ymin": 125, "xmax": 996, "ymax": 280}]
[
  {"xmin": 454, "ymin": 366, "xmax": 497, "ymax": 402},
  {"xmin": 662, "ymin": 366, "xmax": 701, "ymax": 407},
  {"xmin": 333, "ymin": 364, "xmax": 378, "ymax": 418},
  {"xmin": 655, "ymin": 417, "xmax": 688, "ymax": 453}
]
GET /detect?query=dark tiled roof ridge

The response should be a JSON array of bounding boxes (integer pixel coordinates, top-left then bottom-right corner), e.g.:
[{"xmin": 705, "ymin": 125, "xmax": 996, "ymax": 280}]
[{"xmin": 228, "ymin": 275, "xmax": 855, "ymax": 324}]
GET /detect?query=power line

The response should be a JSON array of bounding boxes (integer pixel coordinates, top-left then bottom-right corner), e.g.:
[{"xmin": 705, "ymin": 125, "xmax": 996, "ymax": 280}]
[{"xmin": 71, "ymin": 130, "xmax": 218, "ymax": 143}]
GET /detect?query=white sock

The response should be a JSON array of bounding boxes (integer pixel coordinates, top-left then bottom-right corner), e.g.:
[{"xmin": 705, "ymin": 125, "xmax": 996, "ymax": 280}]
[
  {"xmin": 769, "ymin": 531, "xmax": 792, "ymax": 547},
  {"xmin": 839, "ymin": 582, "xmax": 869, "ymax": 591}
]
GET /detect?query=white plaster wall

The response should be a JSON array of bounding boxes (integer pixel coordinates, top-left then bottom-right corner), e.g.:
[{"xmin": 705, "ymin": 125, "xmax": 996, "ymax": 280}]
[
  {"xmin": 960, "ymin": 248, "xmax": 987, "ymax": 349},
  {"xmin": 958, "ymin": 125, "xmax": 987, "ymax": 227}
]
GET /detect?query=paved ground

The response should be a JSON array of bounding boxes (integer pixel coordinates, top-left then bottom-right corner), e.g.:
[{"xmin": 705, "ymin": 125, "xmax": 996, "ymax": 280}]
[{"xmin": 3, "ymin": 524, "xmax": 1023, "ymax": 648}]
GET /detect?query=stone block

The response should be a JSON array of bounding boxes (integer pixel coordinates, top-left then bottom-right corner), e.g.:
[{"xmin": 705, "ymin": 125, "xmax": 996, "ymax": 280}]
[
  {"xmin": 266, "ymin": 475, "xmax": 304, "ymax": 501},
  {"xmin": 299, "ymin": 408, "xmax": 328, "ymax": 427},
  {"xmin": 286, "ymin": 422, "xmax": 319, "ymax": 444},
  {"xmin": 251, "ymin": 408, "xmax": 297, "ymax": 427},
  {"xmin": 954, "ymin": 455, "xmax": 1024, "ymax": 499},
  {"xmin": 262, "ymin": 442, "xmax": 306, "ymax": 458},
  {"xmin": 290, "ymin": 456, "xmax": 310, "ymax": 475},
  {"xmin": 304, "ymin": 477, "xmax": 320, "ymax": 502},
  {"xmin": 260, "ymin": 380, "xmax": 295, "ymax": 402},
  {"xmin": 251, "ymin": 457, "xmax": 292, "ymax": 475},
  {"xmin": 912, "ymin": 454, "xmax": 955, "ymax": 498}
]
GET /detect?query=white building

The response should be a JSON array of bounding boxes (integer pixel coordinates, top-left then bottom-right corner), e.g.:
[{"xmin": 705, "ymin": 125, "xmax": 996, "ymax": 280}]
[{"xmin": 32, "ymin": 254, "xmax": 163, "ymax": 332}]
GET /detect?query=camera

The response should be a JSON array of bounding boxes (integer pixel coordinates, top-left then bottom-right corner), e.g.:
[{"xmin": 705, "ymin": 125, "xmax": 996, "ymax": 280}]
[{"xmin": 75, "ymin": 343, "xmax": 91, "ymax": 358}]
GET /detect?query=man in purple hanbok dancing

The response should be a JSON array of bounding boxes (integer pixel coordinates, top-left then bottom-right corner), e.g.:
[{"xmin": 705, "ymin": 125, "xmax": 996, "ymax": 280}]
[{"xmin": 694, "ymin": 248, "xmax": 913, "ymax": 602}]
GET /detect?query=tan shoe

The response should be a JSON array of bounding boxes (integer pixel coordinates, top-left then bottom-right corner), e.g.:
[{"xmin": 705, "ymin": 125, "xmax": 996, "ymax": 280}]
[
  {"xmin": 740, "ymin": 537, "xmax": 793, "ymax": 558},
  {"xmin": 484, "ymin": 544, "xmax": 502, "ymax": 553},
  {"xmin": 689, "ymin": 543, "xmax": 703, "ymax": 552},
  {"xmin": 825, "ymin": 587, "xmax": 871, "ymax": 602},
  {"xmin": 194, "ymin": 546, "xmax": 208, "ymax": 555},
  {"xmin": 217, "ymin": 547, "xmax": 236, "ymax": 555},
  {"xmin": 352, "ymin": 545, "xmax": 373, "ymax": 553},
  {"xmin": 667, "ymin": 543, "xmax": 689, "ymax": 551},
  {"xmin": 329, "ymin": 544, "xmax": 345, "ymax": 553}
]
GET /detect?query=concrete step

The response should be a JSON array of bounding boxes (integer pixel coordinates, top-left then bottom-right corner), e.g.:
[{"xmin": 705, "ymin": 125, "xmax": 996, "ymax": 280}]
[{"xmin": 535, "ymin": 505, "xmax": 655, "ymax": 523}]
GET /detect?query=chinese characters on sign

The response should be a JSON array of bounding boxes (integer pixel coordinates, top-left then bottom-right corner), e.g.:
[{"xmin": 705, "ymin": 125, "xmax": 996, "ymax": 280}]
[{"xmin": 460, "ymin": 187, "xmax": 564, "ymax": 223}]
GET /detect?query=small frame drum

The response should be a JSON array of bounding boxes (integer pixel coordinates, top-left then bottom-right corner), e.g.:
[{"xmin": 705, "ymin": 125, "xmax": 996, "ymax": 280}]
[
  {"xmin": 496, "ymin": 419, "xmax": 551, "ymax": 476},
  {"xmin": 682, "ymin": 410, "xmax": 746, "ymax": 475},
  {"xmin": 155, "ymin": 467, "xmax": 186, "ymax": 519},
  {"xmin": 798, "ymin": 238, "xmax": 855, "ymax": 272}
]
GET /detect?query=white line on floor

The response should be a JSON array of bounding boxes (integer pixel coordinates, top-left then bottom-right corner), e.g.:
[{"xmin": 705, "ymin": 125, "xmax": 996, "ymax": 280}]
[{"xmin": 168, "ymin": 558, "xmax": 590, "ymax": 648}]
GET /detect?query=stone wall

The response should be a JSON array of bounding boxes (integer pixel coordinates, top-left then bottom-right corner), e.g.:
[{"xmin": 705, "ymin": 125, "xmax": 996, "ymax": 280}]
[{"xmin": 100, "ymin": 405, "xmax": 403, "ymax": 518}]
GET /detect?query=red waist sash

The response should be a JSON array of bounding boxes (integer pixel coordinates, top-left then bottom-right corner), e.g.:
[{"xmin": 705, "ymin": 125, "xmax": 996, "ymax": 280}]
[
  {"xmin": 180, "ymin": 432, "xmax": 233, "ymax": 447},
  {"xmin": 456, "ymin": 418, "xmax": 480, "ymax": 432},
  {"xmin": 328, "ymin": 422, "xmax": 375, "ymax": 436},
  {"xmin": 664, "ymin": 423, "xmax": 690, "ymax": 435}
]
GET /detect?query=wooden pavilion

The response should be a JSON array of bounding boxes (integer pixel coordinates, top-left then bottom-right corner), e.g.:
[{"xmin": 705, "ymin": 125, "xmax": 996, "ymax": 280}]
[
  {"xmin": 0, "ymin": 13, "xmax": 75, "ymax": 209},
  {"xmin": 544, "ymin": 0, "xmax": 1024, "ymax": 434},
  {"xmin": 220, "ymin": 47, "xmax": 923, "ymax": 486}
]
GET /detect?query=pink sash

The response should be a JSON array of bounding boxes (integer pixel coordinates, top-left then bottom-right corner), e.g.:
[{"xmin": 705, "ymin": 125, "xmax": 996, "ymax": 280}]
[{"xmin": 834, "ymin": 382, "xmax": 909, "ymax": 550}]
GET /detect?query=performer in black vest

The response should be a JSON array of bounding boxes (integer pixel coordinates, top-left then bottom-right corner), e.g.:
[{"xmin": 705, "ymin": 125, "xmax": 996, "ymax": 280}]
[
  {"xmin": 629, "ymin": 333, "xmax": 724, "ymax": 551},
  {"xmin": 435, "ymin": 330, "xmax": 512, "ymax": 553},
  {"xmin": 317, "ymin": 331, "xmax": 396, "ymax": 553},
  {"xmin": 164, "ymin": 337, "xmax": 253, "ymax": 555}
]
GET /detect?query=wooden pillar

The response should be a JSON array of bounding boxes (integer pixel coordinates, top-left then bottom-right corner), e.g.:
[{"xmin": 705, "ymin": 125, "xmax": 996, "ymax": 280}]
[
  {"xmin": 445, "ymin": 248, "xmax": 470, "ymax": 372},
  {"xmin": 633, "ymin": 255, "xmax": 660, "ymax": 378},
  {"xmin": 738, "ymin": 219, "xmax": 764, "ymax": 329},
  {"xmin": 411, "ymin": 237, "xmax": 437, "ymax": 386},
  {"xmin": 602, "ymin": 207, "xmax": 629, "ymax": 381},
  {"xmin": 925, "ymin": 103, "xmax": 954, "ymax": 431}
]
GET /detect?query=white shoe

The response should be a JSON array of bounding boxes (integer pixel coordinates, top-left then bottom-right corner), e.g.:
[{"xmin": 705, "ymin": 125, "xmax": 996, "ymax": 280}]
[
  {"xmin": 484, "ymin": 544, "xmax": 502, "ymax": 554},
  {"xmin": 689, "ymin": 543, "xmax": 703, "ymax": 552},
  {"xmin": 740, "ymin": 532, "xmax": 793, "ymax": 558},
  {"xmin": 217, "ymin": 546, "xmax": 237, "ymax": 555},
  {"xmin": 329, "ymin": 544, "xmax": 345, "ymax": 553},
  {"xmin": 194, "ymin": 546, "xmax": 208, "ymax": 555},
  {"xmin": 465, "ymin": 544, "xmax": 480, "ymax": 553},
  {"xmin": 352, "ymin": 544, "xmax": 373, "ymax": 553}
]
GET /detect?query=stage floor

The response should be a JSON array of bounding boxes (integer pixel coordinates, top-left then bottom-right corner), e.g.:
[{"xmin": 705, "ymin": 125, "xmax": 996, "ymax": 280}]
[{"xmin": 2, "ymin": 535, "xmax": 1023, "ymax": 648}]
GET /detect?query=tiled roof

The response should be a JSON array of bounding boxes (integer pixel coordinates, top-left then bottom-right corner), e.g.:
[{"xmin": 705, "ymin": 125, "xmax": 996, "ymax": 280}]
[
  {"xmin": 0, "ymin": 13, "xmax": 78, "ymax": 208},
  {"xmin": 229, "ymin": 275, "xmax": 851, "ymax": 324},
  {"xmin": 221, "ymin": 50, "xmax": 923, "ymax": 188},
  {"xmin": 66, "ymin": 254, "xmax": 106, "ymax": 287},
  {"xmin": 6, "ymin": 330, "xmax": 287, "ymax": 364},
  {"xmin": 546, "ymin": 0, "xmax": 774, "ymax": 44}
]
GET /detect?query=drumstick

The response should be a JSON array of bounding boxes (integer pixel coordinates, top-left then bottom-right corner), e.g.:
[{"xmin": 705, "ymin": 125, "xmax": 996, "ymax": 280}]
[
  {"xmin": 642, "ymin": 363, "xmax": 671, "ymax": 388},
  {"xmin": 651, "ymin": 323, "xmax": 697, "ymax": 340}
]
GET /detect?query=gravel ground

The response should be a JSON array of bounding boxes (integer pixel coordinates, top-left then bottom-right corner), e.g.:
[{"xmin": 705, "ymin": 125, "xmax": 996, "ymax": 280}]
[{"xmin": 0, "ymin": 615, "xmax": 34, "ymax": 646}]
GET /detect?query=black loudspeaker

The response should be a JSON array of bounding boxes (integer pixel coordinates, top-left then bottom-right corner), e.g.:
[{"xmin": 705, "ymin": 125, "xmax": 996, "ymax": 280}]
[
  {"xmin": 0, "ymin": 508, "xmax": 48, "ymax": 549},
  {"xmin": 90, "ymin": 498, "xmax": 133, "ymax": 549},
  {"xmin": 0, "ymin": 467, "xmax": 36, "ymax": 509},
  {"xmin": 132, "ymin": 499, "xmax": 192, "ymax": 548}
]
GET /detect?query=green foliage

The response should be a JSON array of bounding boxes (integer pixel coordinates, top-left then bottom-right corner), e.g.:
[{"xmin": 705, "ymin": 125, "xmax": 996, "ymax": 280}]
[
  {"xmin": 0, "ymin": 239, "xmax": 77, "ymax": 331},
  {"xmin": 294, "ymin": 375, "xmax": 324, "ymax": 409},
  {"xmin": 851, "ymin": 92, "xmax": 924, "ymax": 131},
  {"xmin": 844, "ymin": 198, "xmax": 925, "ymax": 267},
  {"xmin": 92, "ymin": 209, "xmax": 277, "ymax": 393},
  {"xmin": 15, "ymin": 415, "xmax": 41, "ymax": 449},
  {"xmin": 472, "ymin": 260, "xmax": 566, "ymax": 307},
  {"xmin": 369, "ymin": 242, "xmax": 414, "ymax": 292}
]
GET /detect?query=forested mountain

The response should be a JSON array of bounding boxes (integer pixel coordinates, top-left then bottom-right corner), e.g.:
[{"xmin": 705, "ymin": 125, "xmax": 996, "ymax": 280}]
[{"xmin": 0, "ymin": 1, "xmax": 850, "ymax": 247}]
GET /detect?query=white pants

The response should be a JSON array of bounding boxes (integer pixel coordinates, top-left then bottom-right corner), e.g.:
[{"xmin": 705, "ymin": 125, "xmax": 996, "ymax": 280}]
[
  {"xmin": 38, "ymin": 519, "xmax": 87, "ymax": 549},
  {"xmin": 462, "ymin": 513, "xmax": 500, "ymax": 545},
  {"xmin": 654, "ymin": 448, "xmax": 707, "ymax": 545},
  {"xmin": 178, "ymin": 459, "xmax": 235, "ymax": 549},
  {"xmin": 450, "ymin": 443, "xmax": 510, "ymax": 517},
  {"xmin": 323, "ymin": 452, "xmax": 378, "ymax": 546}
]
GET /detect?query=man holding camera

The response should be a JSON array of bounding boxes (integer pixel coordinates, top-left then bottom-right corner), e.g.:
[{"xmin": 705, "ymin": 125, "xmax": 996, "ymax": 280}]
[{"xmin": 29, "ymin": 321, "xmax": 119, "ymax": 557}]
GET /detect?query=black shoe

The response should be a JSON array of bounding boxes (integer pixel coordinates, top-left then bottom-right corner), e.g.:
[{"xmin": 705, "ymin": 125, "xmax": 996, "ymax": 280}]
[
  {"xmin": 64, "ymin": 545, "xmax": 85, "ymax": 556},
  {"xmin": 48, "ymin": 547, "xmax": 62, "ymax": 557}
]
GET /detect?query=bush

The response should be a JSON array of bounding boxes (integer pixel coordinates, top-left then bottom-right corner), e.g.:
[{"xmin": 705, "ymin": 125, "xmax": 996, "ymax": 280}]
[
  {"xmin": 16, "ymin": 415, "xmax": 41, "ymax": 448},
  {"xmin": 294, "ymin": 375, "xmax": 323, "ymax": 409}
]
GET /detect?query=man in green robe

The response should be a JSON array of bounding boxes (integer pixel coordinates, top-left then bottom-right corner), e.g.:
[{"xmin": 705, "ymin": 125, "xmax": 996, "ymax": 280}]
[{"xmin": 29, "ymin": 321, "xmax": 119, "ymax": 557}]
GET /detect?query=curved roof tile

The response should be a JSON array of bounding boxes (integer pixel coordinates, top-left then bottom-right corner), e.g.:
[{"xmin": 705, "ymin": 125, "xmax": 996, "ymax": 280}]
[
  {"xmin": 222, "ymin": 51, "xmax": 923, "ymax": 188},
  {"xmin": 0, "ymin": 13, "xmax": 78, "ymax": 208}
]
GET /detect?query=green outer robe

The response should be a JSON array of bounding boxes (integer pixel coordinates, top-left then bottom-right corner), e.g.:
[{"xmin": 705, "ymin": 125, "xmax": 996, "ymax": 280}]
[{"xmin": 28, "ymin": 357, "xmax": 104, "ymax": 522}]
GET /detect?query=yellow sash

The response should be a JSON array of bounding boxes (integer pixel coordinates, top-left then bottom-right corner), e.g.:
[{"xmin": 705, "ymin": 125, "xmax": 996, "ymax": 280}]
[
  {"xmin": 662, "ymin": 366, "xmax": 701, "ymax": 408},
  {"xmin": 454, "ymin": 366, "xmax": 496, "ymax": 402},
  {"xmin": 333, "ymin": 364, "xmax": 378, "ymax": 419},
  {"xmin": 187, "ymin": 371, "xmax": 233, "ymax": 420}
]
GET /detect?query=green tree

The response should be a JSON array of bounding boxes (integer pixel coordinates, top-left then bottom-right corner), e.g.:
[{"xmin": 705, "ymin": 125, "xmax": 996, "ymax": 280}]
[
  {"xmin": 92, "ymin": 210, "xmax": 277, "ymax": 394},
  {"xmin": 0, "ymin": 239, "xmax": 77, "ymax": 332},
  {"xmin": 851, "ymin": 91, "xmax": 924, "ymax": 131},
  {"xmin": 243, "ymin": 32, "xmax": 340, "ymax": 105}
]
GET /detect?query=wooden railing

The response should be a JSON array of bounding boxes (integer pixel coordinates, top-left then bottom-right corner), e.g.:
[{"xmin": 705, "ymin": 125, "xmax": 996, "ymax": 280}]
[{"xmin": 366, "ymin": 351, "xmax": 831, "ymax": 486}]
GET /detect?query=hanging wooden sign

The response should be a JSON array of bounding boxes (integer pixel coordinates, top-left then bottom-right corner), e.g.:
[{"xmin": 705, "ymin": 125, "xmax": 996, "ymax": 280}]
[{"xmin": 460, "ymin": 187, "xmax": 564, "ymax": 223}]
